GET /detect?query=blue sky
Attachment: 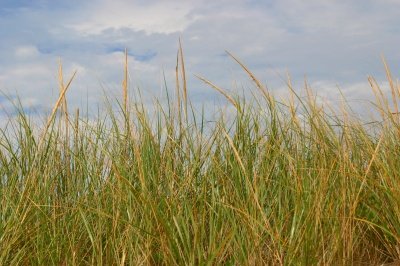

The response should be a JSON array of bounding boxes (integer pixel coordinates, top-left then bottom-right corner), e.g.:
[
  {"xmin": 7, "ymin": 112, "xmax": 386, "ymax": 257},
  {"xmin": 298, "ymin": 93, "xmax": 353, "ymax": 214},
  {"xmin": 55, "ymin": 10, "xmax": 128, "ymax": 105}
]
[{"xmin": 1, "ymin": 0, "xmax": 400, "ymax": 119}]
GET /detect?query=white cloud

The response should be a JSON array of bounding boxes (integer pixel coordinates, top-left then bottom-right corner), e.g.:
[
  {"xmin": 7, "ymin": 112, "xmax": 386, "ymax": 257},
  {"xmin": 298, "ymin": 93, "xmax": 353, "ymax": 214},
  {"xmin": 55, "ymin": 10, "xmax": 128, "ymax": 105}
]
[{"xmin": 68, "ymin": 1, "xmax": 202, "ymax": 35}]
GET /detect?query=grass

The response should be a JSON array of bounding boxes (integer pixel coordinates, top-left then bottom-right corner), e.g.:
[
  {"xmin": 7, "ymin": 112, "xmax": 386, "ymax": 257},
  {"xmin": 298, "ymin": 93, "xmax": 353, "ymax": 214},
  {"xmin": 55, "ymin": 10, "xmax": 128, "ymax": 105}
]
[{"xmin": 0, "ymin": 49, "xmax": 400, "ymax": 265}]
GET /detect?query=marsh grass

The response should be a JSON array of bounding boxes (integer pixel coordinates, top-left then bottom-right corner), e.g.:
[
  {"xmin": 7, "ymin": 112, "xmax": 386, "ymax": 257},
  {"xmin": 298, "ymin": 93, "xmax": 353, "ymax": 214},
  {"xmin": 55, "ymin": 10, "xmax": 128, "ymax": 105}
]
[{"xmin": 0, "ymin": 50, "xmax": 400, "ymax": 265}]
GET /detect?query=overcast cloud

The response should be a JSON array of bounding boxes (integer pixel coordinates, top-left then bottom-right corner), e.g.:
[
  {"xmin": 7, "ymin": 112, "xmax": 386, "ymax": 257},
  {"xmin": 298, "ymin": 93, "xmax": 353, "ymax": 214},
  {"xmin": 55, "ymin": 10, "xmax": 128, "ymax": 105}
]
[{"xmin": 1, "ymin": 0, "xmax": 399, "ymax": 121}]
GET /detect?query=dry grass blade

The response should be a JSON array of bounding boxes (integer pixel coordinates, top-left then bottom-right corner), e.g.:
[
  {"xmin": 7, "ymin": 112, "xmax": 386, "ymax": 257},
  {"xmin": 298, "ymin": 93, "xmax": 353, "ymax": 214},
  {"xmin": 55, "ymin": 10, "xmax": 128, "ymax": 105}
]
[
  {"xmin": 221, "ymin": 128, "xmax": 246, "ymax": 176},
  {"xmin": 179, "ymin": 38, "xmax": 188, "ymax": 121},
  {"xmin": 195, "ymin": 74, "xmax": 238, "ymax": 109},
  {"xmin": 122, "ymin": 48, "xmax": 129, "ymax": 114},
  {"xmin": 74, "ymin": 108, "xmax": 79, "ymax": 153},
  {"xmin": 37, "ymin": 70, "xmax": 77, "ymax": 153},
  {"xmin": 175, "ymin": 49, "xmax": 182, "ymax": 122},
  {"xmin": 225, "ymin": 50, "xmax": 270, "ymax": 100},
  {"xmin": 382, "ymin": 56, "xmax": 399, "ymax": 115},
  {"xmin": 351, "ymin": 133, "xmax": 384, "ymax": 216},
  {"xmin": 58, "ymin": 59, "xmax": 71, "ymax": 177},
  {"xmin": 58, "ymin": 59, "xmax": 69, "ymax": 121},
  {"xmin": 368, "ymin": 76, "xmax": 387, "ymax": 119}
]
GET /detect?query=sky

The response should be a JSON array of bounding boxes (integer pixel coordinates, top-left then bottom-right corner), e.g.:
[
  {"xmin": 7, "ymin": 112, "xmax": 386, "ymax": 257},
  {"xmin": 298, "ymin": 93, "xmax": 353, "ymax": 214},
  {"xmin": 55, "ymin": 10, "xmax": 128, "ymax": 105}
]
[{"xmin": 1, "ymin": 0, "xmax": 400, "ymax": 121}]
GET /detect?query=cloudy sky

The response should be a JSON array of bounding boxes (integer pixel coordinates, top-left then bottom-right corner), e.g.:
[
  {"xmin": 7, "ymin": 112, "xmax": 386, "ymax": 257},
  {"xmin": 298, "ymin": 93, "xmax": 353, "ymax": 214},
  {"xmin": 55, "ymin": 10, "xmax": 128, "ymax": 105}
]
[{"xmin": 1, "ymin": 0, "xmax": 400, "ymax": 120}]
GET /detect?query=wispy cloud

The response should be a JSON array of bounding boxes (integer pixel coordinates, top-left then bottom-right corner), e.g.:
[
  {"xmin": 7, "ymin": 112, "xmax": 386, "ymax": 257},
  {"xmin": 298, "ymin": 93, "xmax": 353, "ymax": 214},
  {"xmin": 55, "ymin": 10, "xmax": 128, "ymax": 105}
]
[
  {"xmin": 106, "ymin": 47, "xmax": 157, "ymax": 62},
  {"xmin": 15, "ymin": 45, "xmax": 40, "ymax": 59},
  {"xmin": 67, "ymin": 0, "xmax": 203, "ymax": 35}
]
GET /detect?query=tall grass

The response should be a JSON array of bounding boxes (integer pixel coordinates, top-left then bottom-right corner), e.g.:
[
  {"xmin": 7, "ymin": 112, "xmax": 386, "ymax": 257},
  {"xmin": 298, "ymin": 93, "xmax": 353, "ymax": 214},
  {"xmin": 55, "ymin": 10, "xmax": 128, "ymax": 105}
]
[{"xmin": 0, "ymin": 51, "xmax": 400, "ymax": 265}]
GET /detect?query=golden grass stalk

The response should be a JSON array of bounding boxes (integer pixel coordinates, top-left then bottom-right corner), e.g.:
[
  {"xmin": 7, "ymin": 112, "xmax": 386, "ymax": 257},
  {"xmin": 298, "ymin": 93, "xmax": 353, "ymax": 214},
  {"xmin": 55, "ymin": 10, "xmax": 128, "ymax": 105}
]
[
  {"xmin": 382, "ymin": 56, "xmax": 399, "ymax": 116},
  {"xmin": 175, "ymin": 48, "xmax": 182, "ymax": 123},
  {"xmin": 179, "ymin": 38, "xmax": 188, "ymax": 121},
  {"xmin": 38, "ymin": 70, "xmax": 77, "ymax": 153},
  {"xmin": 58, "ymin": 59, "xmax": 69, "ymax": 121},
  {"xmin": 58, "ymin": 59, "xmax": 71, "ymax": 177},
  {"xmin": 122, "ymin": 48, "xmax": 129, "ymax": 115},
  {"xmin": 225, "ymin": 50, "xmax": 271, "ymax": 101},
  {"xmin": 74, "ymin": 108, "xmax": 79, "ymax": 150},
  {"xmin": 195, "ymin": 74, "xmax": 239, "ymax": 109},
  {"xmin": 369, "ymin": 76, "xmax": 388, "ymax": 119}
]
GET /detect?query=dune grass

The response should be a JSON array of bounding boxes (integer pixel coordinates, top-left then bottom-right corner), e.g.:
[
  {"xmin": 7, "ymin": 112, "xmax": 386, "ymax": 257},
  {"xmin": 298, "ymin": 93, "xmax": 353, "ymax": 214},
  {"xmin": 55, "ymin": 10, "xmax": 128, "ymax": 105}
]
[{"xmin": 0, "ymin": 50, "xmax": 400, "ymax": 265}]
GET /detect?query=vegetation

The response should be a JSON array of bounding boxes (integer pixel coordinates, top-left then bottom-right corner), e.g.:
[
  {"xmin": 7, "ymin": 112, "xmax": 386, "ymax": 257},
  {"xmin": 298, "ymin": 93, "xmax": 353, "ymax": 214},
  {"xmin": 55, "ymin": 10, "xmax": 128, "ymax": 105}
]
[{"xmin": 0, "ymin": 49, "xmax": 400, "ymax": 265}]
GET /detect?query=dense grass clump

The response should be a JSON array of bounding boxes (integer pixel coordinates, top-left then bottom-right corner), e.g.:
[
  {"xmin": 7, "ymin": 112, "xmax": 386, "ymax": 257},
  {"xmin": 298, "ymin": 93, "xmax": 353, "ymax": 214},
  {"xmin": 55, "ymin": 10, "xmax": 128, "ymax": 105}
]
[{"xmin": 1, "ymin": 52, "xmax": 400, "ymax": 265}]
